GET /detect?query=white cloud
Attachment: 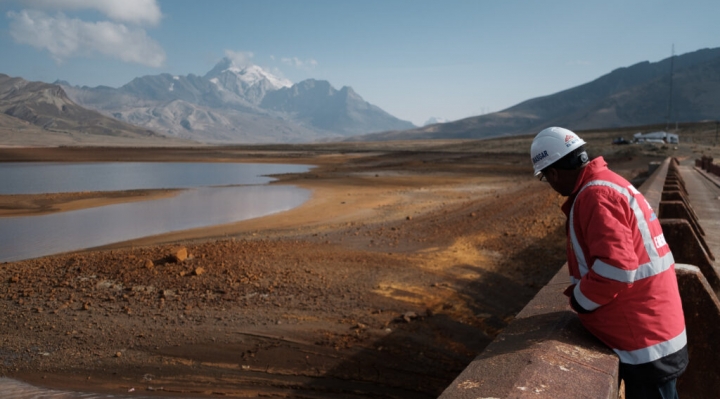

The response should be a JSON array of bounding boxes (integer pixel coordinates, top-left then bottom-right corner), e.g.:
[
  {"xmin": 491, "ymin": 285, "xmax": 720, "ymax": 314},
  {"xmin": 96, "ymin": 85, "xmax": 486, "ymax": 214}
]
[
  {"xmin": 8, "ymin": 10, "xmax": 165, "ymax": 67},
  {"xmin": 22, "ymin": 0, "xmax": 162, "ymax": 26},
  {"xmin": 225, "ymin": 50, "xmax": 254, "ymax": 67},
  {"xmin": 281, "ymin": 57, "xmax": 318, "ymax": 70}
]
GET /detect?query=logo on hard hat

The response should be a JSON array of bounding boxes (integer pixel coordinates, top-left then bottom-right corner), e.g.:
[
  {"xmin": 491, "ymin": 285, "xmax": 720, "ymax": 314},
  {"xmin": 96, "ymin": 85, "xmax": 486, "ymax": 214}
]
[
  {"xmin": 565, "ymin": 134, "xmax": 579, "ymax": 148},
  {"xmin": 532, "ymin": 150, "xmax": 549, "ymax": 164}
]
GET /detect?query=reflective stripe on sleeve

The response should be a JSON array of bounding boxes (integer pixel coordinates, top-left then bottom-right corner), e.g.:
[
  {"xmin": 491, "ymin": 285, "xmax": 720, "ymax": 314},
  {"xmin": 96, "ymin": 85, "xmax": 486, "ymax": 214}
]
[
  {"xmin": 568, "ymin": 202, "xmax": 589, "ymax": 276},
  {"xmin": 569, "ymin": 180, "xmax": 666, "ymax": 279},
  {"xmin": 591, "ymin": 251, "xmax": 675, "ymax": 283},
  {"xmin": 614, "ymin": 329, "xmax": 687, "ymax": 365},
  {"xmin": 573, "ymin": 282, "xmax": 601, "ymax": 311}
]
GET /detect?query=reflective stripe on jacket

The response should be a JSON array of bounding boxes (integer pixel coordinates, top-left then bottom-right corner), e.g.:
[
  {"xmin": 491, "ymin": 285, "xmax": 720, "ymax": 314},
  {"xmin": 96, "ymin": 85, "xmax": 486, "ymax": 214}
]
[{"xmin": 562, "ymin": 157, "xmax": 687, "ymax": 367}]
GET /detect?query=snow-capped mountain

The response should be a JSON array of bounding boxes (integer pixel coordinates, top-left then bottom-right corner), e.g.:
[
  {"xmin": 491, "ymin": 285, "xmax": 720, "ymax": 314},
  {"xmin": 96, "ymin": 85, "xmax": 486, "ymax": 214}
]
[
  {"xmin": 424, "ymin": 117, "xmax": 449, "ymax": 126},
  {"xmin": 57, "ymin": 58, "xmax": 415, "ymax": 143},
  {"xmin": 204, "ymin": 58, "xmax": 291, "ymax": 104},
  {"xmin": 207, "ymin": 62, "xmax": 291, "ymax": 90}
]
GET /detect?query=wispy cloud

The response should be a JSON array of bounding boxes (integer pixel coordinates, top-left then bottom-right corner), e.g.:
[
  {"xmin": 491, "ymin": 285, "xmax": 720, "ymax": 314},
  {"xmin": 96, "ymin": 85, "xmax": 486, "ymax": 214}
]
[
  {"xmin": 225, "ymin": 50, "xmax": 255, "ymax": 67},
  {"xmin": 281, "ymin": 57, "xmax": 318, "ymax": 70},
  {"xmin": 22, "ymin": 0, "xmax": 162, "ymax": 25},
  {"xmin": 8, "ymin": 10, "xmax": 165, "ymax": 67},
  {"xmin": 6, "ymin": 0, "xmax": 165, "ymax": 67}
]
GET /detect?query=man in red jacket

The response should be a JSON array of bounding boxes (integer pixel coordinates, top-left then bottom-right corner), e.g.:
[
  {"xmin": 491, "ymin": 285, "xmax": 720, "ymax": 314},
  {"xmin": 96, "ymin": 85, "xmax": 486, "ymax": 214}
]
[{"xmin": 531, "ymin": 127, "xmax": 688, "ymax": 399}]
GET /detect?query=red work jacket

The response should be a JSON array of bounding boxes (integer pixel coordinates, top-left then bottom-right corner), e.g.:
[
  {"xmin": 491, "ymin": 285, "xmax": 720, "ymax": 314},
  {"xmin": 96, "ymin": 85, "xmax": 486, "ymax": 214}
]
[{"xmin": 562, "ymin": 157, "xmax": 686, "ymax": 366}]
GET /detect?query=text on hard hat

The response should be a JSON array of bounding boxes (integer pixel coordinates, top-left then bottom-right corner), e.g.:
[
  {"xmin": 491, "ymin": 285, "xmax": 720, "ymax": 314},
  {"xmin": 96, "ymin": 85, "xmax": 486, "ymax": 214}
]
[{"xmin": 532, "ymin": 150, "xmax": 549, "ymax": 164}]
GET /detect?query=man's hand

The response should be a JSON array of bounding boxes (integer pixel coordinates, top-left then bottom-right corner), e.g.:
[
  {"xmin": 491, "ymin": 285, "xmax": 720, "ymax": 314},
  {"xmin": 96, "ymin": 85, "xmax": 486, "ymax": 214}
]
[
  {"xmin": 570, "ymin": 291, "xmax": 593, "ymax": 314},
  {"xmin": 565, "ymin": 283, "xmax": 595, "ymax": 313},
  {"xmin": 563, "ymin": 284, "xmax": 575, "ymax": 297}
]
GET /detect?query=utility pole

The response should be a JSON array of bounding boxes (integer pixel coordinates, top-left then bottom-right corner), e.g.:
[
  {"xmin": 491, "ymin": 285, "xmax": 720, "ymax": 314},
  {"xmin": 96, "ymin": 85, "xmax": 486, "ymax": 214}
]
[{"xmin": 665, "ymin": 45, "xmax": 675, "ymax": 132}]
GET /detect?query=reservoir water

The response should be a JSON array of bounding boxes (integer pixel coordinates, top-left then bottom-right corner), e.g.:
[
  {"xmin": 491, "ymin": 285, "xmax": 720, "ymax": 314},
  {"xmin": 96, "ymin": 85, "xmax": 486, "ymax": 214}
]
[
  {"xmin": 0, "ymin": 162, "xmax": 312, "ymax": 262},
  {"xmin": 0, "ymin": 162, "xmax": 310, "ymax": 194}
]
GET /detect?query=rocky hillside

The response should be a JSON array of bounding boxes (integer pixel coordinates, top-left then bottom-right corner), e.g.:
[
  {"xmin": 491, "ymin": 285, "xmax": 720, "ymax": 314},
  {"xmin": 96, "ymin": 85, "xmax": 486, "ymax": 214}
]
[
  {"xmin": 0, "ymin": 74, "xmax": 183, "ymax": 146},
  {"xmin": 356, "ymin": 47, "xmax": 720, "ymax": 141}
]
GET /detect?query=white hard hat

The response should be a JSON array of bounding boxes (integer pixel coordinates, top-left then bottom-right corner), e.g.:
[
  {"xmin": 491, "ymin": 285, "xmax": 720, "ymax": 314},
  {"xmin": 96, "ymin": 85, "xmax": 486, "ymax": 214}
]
[{"xmin": 530, "ymin": 127, "xmax": 586, "ymax": 176}]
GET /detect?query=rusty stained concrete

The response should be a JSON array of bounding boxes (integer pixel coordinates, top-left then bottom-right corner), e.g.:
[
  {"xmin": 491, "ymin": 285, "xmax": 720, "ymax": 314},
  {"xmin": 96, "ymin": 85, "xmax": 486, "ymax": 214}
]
[
  {"xmin": 437, "ymin": 270, "xmax": 619, "ymax": 399},
  {"xmin": 675, "ymin": 264, "xmax": 720, "ymax": 399}
]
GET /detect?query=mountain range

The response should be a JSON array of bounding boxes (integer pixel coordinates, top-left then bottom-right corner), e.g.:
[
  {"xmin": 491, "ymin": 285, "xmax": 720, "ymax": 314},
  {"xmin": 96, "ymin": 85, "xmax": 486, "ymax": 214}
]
[
  {"xmin": 357, "ymin": 47, "xmax": 720, "ymax": 141},
  {"xmin": 57, "ymin": 58, "xmax": 415, "ymax": 144},
  {"xmin": 0, "ymin": 73, "xmax": 180, "ymax": 146},
  {"xmin": 3, "ymin": 47, "xmax": 720, "ymax": 146}
]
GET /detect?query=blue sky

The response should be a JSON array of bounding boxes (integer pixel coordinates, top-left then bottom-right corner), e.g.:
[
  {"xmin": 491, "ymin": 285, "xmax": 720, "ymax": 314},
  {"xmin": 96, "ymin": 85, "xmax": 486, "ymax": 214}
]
[{"xmin": 1, "ymin": 0, "xmax": 719, "ymax": 126}]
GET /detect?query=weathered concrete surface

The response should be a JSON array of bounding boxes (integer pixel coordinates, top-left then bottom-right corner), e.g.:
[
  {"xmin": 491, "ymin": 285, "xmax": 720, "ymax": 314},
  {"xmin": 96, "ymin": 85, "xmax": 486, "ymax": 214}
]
[
  {"xmin": 661, "ymin": 191, "xmax": 700, "ymax": 222},
  {"xmin": 680, "ymin": 165, "xmax": 720, "ymax": 260},
  {"xmin": 437, "ymin": 270, "xmax": 619, "ymax": 399},
  {"xmin": 680, "ymin": 163, "xmax": 720, "ymax": 264},
  {"xmin": 659, "ymin": 201, "xmax": 710, "ymax": 256},
  {"xmin": 664, "ymin": 182, "xmax": 689, "ymax": 197},
  {"xmin": 675, "ymin": 264, "xmax": 720, "ymax": 399},
  {"xmin": 693, "ymin": 166, "xmax": 720, "ymax": 188},
  {"xmin": 639, "ymin": 157, "xmax": 670, "ymax": 211},
  {"xmin": 661, "ymin": 219, "xmax": 720, "ymax": 295}
]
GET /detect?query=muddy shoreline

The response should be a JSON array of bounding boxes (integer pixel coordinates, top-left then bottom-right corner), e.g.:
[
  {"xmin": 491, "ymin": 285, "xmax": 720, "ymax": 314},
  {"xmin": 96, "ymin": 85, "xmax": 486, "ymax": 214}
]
[
  {"xmin": 0, "ymin": 189, "xmax": 183, "ymax": 217},
  {"xmin": 0, "ymin": 141, "xmax": 664, "ymax": 398}
]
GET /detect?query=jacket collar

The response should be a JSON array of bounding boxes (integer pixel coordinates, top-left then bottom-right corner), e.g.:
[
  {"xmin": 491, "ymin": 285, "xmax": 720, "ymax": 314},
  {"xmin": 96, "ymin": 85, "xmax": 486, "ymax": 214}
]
[
  {"xmin": 561, "ymin": 156, "xmax": 608, "ymax": 216},
  {"xmin": 572, "ymin": 156, "xmax": 608, "ymax": 195}
]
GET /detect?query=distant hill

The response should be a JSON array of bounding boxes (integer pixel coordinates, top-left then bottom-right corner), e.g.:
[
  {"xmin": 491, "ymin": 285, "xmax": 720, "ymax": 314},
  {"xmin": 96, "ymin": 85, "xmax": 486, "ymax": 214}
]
[
  {"xmin": 355, "ymin": 47, "xmax": 720, "ymax": 141},
  {"xmin": 58, "ymin": 58, "xmax": 415, "ymax": 144},
  {"xmin": 0, "ymin": 73, "xmax": 185, "ymax": 146}
]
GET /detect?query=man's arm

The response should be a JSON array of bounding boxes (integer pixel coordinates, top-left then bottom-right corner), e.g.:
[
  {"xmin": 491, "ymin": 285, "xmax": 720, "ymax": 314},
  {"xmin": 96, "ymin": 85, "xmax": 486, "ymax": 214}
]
[{"xmin": 571, "ymin": 188, "xmax": 638, "ymax": 312}]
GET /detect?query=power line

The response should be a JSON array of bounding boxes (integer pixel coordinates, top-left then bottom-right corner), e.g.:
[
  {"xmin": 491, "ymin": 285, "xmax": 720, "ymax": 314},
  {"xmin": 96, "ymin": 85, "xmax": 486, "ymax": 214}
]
[{"xmin": 665, "ymin": 44, "xmax": 675, "ymax": 131}]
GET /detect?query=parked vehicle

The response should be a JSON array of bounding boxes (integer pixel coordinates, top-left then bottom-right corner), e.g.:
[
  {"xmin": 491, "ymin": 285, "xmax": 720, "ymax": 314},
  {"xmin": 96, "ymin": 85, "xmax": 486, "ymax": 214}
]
[{"xmin": 633, "ymin": 131, "xmax": 679, "ymax": 144}]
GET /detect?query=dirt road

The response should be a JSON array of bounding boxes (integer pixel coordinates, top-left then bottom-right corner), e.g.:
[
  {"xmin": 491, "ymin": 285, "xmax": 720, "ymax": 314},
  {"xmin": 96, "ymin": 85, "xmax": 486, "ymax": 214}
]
[{"xmin": 0, "ymin": 138, "xmax": 673, "ymax": 398}]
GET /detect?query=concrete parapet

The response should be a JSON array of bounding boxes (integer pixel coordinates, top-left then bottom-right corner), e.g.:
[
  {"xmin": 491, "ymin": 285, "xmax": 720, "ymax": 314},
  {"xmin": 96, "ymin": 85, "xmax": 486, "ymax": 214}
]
[
  {"xmin": 697, "ymin": 155, "xmax": 720, "ymax": 178},
  {"xmin": 639, "ymin": 157, "xmax": 670, "ymax": 210},
  {"xmin": 659, "ymin": 158, "xmax": 714, "ymax": 261},
  {"xmin": 662, "ymin": 219, "xmax": 720, "ymax": 295},
  {"xmin": 661, "ymin": 191, "xmax": 700, "ymax": 222},
  {"xmin": 675, "ymin": 264, "xmax": 720, "ymax": 399},
  {"xmin": 712, "ymin": 163, "xmax": 720, "ymax": 176},
  {"xmin": 659, "ymin": 201, "xmax": 708, "ymax": 248},
  {"xmin": 693, "ymin": 165, "xmax": 720, "ymax": 189},
  {"xmin": 664, "ymin": 158, "xmax": 690, "ymax": 197},
  {"xmin": 437, "ymin": 270, "xmax": 619, "ymax": 399},
  {"xmin": 699, "ymin": 155, "xmax": 713, "ymax": 171}
]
